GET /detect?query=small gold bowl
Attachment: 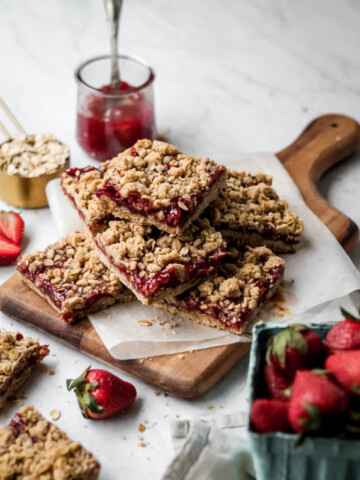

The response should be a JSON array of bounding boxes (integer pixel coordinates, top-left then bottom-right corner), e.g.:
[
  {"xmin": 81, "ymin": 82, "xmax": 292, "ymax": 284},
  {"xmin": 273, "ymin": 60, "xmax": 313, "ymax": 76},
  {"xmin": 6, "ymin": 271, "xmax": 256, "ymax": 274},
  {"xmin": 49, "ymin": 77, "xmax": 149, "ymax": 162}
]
[{"xmin": 0, "ymin": 138, "xmax": 70, "ymax": 209}]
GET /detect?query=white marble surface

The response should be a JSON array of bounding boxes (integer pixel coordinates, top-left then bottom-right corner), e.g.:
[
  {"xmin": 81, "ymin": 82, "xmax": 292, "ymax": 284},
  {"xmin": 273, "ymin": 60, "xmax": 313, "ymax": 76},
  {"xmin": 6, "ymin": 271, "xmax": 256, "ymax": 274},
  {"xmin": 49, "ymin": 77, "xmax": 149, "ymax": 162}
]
[{"xmin": 0, "ymin": 0, "xmax": 359, "ymax": 478}]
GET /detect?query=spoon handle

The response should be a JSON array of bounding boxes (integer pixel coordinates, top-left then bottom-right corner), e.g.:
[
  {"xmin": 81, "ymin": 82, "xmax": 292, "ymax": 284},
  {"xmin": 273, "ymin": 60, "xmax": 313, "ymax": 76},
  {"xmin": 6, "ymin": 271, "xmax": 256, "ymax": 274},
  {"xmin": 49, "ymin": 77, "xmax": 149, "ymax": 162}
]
[{"xmin": 103, "ymin": 0, "xmax": 123, "ymax": 88}]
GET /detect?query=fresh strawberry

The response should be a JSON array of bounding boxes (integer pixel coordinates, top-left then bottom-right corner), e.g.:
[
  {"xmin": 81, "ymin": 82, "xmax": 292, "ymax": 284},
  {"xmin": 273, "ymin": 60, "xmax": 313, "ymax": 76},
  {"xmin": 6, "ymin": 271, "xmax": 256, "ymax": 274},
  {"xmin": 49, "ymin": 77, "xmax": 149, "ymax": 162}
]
[
  {"xmin": 251, "ymin": 399, "xmax": 291, "ymax": 433},
  {"xmin": 266, "ymin": 324, "xmax": 324, "ymax": 378},
  {"xmin": 0, "ymin": 233, "xmax": 22, "ymax": 265},
  {"xmin": 0, "ymin": 211, "xmax": 24, "ymax": 245},
  {"xmin": 67, "ymin": 366, "xmax": 137, "ymax": 419},
  {"xmin": 325, "ymin": 307, "xmax": 360, "ymax": 354},
  {"xmin": 264, "ymin": 363, "xmax": 292, "ymax": 401},
  {"xmin": 288, "ymin": 370, "xmax": 349, "ymax": 433},
  {"xmin": 325, "ymin": 350, "xmax": 360, "ymax": 396}
]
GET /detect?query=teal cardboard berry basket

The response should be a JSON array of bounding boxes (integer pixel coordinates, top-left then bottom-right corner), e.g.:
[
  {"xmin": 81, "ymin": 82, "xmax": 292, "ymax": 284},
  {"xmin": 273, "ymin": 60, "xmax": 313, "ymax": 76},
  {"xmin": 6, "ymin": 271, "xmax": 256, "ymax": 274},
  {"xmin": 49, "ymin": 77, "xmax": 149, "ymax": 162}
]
[{"xmin": 248, "ymin": 322, "xmax": 360, "ymax": 480}]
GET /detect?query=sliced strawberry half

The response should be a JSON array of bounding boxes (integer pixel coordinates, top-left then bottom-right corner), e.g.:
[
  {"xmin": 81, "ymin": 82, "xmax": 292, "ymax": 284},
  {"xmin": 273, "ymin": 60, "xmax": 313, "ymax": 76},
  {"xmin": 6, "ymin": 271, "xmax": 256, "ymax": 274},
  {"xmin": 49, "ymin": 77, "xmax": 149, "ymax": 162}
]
[
  {"xmin": 0, "ymin": 211, "xmax": 24, "ymax": 245},
  {"xmin": 0, "ymin": 233, "xmax": 22, "ymax": 265}
]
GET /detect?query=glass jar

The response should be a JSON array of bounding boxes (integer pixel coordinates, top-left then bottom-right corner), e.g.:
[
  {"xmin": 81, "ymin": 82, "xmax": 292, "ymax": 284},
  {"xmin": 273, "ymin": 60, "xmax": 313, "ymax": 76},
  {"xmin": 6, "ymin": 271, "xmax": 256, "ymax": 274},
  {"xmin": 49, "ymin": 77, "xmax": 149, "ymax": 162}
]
[{"xmin": 75, "ymin": 55, "xmax": 156, "ymax": 161}]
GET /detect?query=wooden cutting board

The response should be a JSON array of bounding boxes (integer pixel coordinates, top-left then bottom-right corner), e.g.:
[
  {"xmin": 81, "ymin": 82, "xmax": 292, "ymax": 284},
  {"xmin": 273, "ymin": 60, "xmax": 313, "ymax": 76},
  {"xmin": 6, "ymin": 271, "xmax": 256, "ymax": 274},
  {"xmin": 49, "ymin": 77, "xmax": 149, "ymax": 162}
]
[{"xmin": 0, "ymin": 114, "xmax": 359, "ymax": 399}]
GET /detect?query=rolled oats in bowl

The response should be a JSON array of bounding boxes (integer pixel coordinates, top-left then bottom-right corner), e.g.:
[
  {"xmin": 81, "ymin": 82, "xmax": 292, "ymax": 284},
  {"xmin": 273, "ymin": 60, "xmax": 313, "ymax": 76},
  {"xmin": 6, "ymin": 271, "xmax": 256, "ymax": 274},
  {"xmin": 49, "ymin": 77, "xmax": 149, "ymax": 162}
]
[{"xmin": 0, "ymin": 133, "xmax": 69, "ymax": 178}]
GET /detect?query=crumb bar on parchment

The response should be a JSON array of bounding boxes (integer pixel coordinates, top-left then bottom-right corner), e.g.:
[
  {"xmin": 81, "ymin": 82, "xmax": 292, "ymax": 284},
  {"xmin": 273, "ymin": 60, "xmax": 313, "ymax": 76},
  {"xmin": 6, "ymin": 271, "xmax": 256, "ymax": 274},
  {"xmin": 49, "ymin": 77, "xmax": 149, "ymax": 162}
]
[
  {"xmin": 93, "ymin": 217, "xmax": 229, "ymax": 305},
  {"xmin": 207, "ymin": 170, "xmax": 303, "ymax": 253},
  {"xmin": 0, "ymin": 405, "xmax": 100, "ymax": 479},
  {"xmin": 154, "ymin": 246, "xmax": 285, "ymax": 335},
  {"xmin": 62, "ymin": 139, "xmax": 227, "ymax": 235},
  {"xmin": 0, "ymin": 332, "xmax": 49, "ymax": 409},
  {"xmin": 16, "ymin": 231, "xmax": 134, "ymax": 323}
]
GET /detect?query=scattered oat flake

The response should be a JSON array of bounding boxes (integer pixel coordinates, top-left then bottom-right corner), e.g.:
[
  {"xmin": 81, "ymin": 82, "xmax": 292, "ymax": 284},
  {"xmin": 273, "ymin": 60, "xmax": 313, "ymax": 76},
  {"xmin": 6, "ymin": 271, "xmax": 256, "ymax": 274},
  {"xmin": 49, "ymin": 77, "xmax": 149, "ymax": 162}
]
[
  {"xmin": 143, "ymin": 419, "xmax": 148, "ymax": 424},
  {"xmin": 122, "ymin": 436, "xmax": 127, "ymax": 440},
  {"xmin": 138, "ymin": 436, "xmax": 144, "ymax": 441},
  {"xmin": 138, "ymin": 423, "xmax": 146, "ymax": 432},
  {"xmin": 50, "ymin": 409, "xmax": 61, "ymax": 421},
  {"xmin": 301, "ymin": 107, "xmax": 308, "ymax": 113},
  {"xmin": 48, "ymin": 369, "xmax": 55, "ymax": 375},
  {"xmin": 154, "ymin": 391, "xmax": 160, "ymax": 396},
  {"xmin": 163, "ymin": 393, "xmax": 168, "ymax": 397},
  {"xmin": 175, "ymin": 414, "xmax": 179, "ymax": 418},
  {"xmin": 74, "ymin": 360, "xmax": 79, "ymax": 363},
  {"xmin": 138, "ymin": 320, "xmax": 153, "ymax": 327},
  {"xmin": 138, "ymin": 442, "xmax": 146, "ymax": 448},
  {"xmin": 207, "ymin": 406, "xmax": 214, "ymax": 410},
  {"xmin": 51, "ymin": 353, "xmax": 57, "ymax": 357},
  {"xmin": 107, "ymin": 315, "xmax": 112, "ymax": 320}
]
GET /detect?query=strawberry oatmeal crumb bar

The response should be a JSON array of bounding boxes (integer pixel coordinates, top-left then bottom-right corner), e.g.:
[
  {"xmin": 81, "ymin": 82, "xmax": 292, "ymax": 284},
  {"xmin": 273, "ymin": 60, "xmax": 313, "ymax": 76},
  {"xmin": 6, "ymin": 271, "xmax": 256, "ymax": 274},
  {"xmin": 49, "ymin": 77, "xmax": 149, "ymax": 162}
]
[
  {"xmin": 61, "ymin": 139, "xmax": 227, "ymax": 235},
  {"xmin": 0, "ymin": 332, "xmax": 49, "ymax": 409},
  {"xmin": 207, "ymin": 170, "xmax": 303, "ymax": 253},
  {"xmin": 0, "ymin": 405, "xmax": 100, "ymax": 479},
  {"xmin": 16, "ymin": 231, "xmax": 134, "ymax": 323},
  {"xmin": 154, "ymin": 246, "xmax": 285, "ymax": 335},
  {"xmin": 93, "ymin": 217, "xmax": 229, "ymax": 305}
]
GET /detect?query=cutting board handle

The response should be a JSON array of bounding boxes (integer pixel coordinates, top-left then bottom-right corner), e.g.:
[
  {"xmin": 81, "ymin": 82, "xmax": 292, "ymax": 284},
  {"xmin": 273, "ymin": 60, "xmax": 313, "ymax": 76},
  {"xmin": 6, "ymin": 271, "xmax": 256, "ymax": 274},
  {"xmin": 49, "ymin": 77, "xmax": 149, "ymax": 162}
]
[{"xmin": 276, "ymin": 114, "xmax": 360, "ymax": 252}]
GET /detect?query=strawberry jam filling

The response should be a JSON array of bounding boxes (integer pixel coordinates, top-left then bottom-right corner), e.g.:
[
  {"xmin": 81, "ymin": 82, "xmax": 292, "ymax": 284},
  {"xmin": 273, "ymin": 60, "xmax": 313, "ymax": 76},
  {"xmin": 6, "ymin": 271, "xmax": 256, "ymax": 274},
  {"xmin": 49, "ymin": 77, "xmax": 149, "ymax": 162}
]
[
  {"xmin": 65, "ymin": 166, "xmax": 100, "ymax": 178},
  {"xmin": 77, "ymin": 82, "xmax": 156, "ymax": 162},
  {"xmin": 172, "ymin": 263, "xmax": 284, "ymax": 330},
  {"xmin": 95, "ymin": 168, "xmax": 225, "ymax": 228},
  {"xmin": 97, "ymin": 242, "xmax": 228, "ymax": 298},
  {"xmin": 10, "ymin": 413, "xmax": 37, "ymax": 443}
]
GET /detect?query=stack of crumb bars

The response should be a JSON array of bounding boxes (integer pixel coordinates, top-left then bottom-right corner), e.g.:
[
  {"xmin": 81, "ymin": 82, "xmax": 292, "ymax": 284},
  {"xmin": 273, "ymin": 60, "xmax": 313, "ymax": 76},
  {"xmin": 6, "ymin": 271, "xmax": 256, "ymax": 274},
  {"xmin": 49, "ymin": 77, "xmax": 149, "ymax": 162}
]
[{"xmin": 17, "ymin": 139, "xmax": 303, "ymax": 335}]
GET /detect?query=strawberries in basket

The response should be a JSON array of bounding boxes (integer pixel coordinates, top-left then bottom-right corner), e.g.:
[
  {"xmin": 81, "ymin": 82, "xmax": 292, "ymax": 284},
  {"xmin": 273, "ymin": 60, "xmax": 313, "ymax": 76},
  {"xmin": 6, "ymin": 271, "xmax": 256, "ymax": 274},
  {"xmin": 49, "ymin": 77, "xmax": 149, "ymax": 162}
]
[{"xmin": 251, "ymin": 307, "xmax": 360, "ymax": 438}]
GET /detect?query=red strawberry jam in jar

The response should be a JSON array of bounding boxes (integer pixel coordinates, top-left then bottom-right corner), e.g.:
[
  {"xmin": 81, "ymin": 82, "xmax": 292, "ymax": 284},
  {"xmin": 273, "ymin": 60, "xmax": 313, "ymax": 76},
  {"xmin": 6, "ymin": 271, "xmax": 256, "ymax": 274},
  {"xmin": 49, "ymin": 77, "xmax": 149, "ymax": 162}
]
[{"xmin": 75, "ymin": 55, "xmax": 156, "ymax": 161}]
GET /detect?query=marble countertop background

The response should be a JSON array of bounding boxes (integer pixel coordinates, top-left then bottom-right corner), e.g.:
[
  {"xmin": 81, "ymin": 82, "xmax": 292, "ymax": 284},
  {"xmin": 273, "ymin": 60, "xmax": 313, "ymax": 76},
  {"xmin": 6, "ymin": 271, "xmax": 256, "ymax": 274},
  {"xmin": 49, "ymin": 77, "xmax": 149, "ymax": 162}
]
[{"xmin": 0, "ymin": 0, "xmax": 359, "ymax": 478}]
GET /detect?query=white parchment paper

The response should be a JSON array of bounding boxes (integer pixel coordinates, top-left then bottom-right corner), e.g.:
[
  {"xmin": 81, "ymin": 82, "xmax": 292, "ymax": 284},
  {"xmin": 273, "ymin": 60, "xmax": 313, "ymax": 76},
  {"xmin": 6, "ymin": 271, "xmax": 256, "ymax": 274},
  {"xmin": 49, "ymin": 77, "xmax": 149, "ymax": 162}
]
[{"xmin": 46, "ymin": 153, "xmax": 360, "ymax": 359}]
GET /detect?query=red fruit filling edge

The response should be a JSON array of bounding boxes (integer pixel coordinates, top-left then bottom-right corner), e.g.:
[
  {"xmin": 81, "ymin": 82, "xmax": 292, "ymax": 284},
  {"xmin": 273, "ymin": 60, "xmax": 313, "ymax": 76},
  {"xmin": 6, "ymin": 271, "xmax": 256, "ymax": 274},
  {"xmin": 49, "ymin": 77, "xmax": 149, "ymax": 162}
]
[
  {"xmin": 95, "ymin": 239, "xmax": 229, "ymax": 298},
  {"xmin": 95, "ymin": 166, "xmax": 225, "ymax": 228},
  {"xmin": 16, "ymin": 259, "xmax": 114, "ymax": 322},
  {"xmin": 166, "ymin": 261, "xmax": 284, "ymax": 330}
]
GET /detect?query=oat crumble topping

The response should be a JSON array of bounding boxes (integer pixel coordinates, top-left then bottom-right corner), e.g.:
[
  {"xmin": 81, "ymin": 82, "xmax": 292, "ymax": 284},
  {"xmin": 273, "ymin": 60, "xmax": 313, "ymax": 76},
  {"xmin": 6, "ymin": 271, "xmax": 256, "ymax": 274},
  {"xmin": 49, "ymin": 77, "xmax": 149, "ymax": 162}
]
[
  {"xmin": 17, "ymin": 231, "xmax": 134, "ymax": 321},
  {"xmin": 0, "ymin": 406, "xmax": 100, "ymax": 479},
  {"xmin": 156, "ymin": 246, "xmax": 285, "ymax": 333},
  {"xmin": 94, "ymin": 216, "xmax": 228, "ymax": 301},
  {"xmin": 0, "ymin": 332, "xmax": 48, "ymax": 404},
  {"xmin": 101, "ymin": 139, "xmax": 226, "ymax": 208},
  {"xmin": 0, "ymin": 133, "xmax": 69, "ymax": 177},
  {"xmin": 209, "ymin": 170, "xmax": 303, "ymax": 237}
]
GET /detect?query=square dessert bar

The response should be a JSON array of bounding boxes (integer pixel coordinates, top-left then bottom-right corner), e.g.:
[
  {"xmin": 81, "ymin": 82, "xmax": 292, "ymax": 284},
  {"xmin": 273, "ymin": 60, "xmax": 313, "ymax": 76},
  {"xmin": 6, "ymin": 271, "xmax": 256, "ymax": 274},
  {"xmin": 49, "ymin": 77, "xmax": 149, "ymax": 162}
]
[
  {"xmin": 208, "ymin": 170, "xmax": 304, "ymax": 253},
  {"xmin": 154, "ymin": 246, "xmax": 285, "ymax": 335},
  {"xmin": 61, "ymin": 166, "xmax": 109, "ymax": 234},
  {"xmin": 17, "ymin": 231, "xmax": 134, "ymax": 323},
  {"xmin": 0, "ymin": 406, "xmax": 100, "ymax": 479},
  {"xmin": 0, "ymin": 332, "xmax": 49, "ymax": 409},
  {"xmin": 94, "ymin": 139, "xmax": 227, "ymax": 234},
  {"xmin": 93, "ymin": 217, "xmax": 229, "ymax": 305}
]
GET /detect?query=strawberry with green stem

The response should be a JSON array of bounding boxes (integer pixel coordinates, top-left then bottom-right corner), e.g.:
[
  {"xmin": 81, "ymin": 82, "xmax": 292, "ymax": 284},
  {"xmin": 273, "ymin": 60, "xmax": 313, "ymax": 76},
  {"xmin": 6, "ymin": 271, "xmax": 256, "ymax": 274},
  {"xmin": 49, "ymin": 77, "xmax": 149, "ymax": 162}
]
[
  {"xmin": 67, "ymin": 366, "xmax": 137, "ymax": 419},
  {"xmin": 266, "ymin": 324, "xmax": 324, "ymax": 379},
  {"xmin": 325, "ymin": 307, "xmax": 360, "ymax": 354}
]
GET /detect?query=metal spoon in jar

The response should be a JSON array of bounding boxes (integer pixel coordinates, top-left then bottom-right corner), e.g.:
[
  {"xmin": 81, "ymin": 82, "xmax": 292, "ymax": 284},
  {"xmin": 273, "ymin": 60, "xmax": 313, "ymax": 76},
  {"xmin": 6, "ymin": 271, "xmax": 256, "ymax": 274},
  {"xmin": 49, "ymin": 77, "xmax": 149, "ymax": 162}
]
[{"xmin": 103, "ymin": 0, "xmax": 123, "ymax": 89}]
